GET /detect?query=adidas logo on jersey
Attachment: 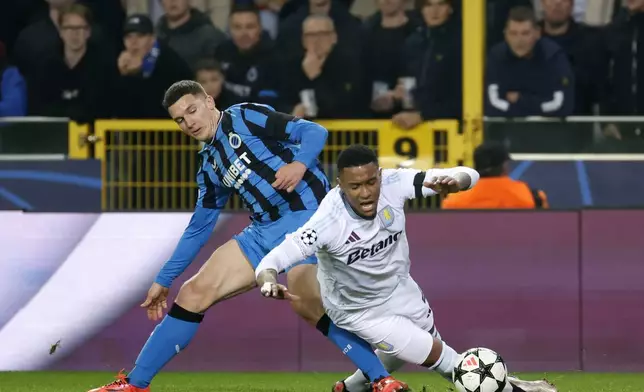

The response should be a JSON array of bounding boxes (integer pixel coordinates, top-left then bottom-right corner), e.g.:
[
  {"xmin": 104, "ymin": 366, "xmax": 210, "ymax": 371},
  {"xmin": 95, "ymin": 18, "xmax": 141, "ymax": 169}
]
[
  {"xmin": 346, "ymin": 230, "xmax": 403, "ymax": 265},
  {"xmin": 344, "ymin": 231, "xmax": 361, "ymax": 244}
]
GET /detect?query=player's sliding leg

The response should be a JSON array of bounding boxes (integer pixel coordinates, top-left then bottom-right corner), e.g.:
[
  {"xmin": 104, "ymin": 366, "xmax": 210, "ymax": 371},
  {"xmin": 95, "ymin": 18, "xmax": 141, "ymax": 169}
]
[
  {"xmin": 88, "ymin": 240, "xmax": 256, "ymax": 392},
  {"xmin": 338, "ymin": 328, "xmax": 443, "ymax": 391},
  {"xmin": 334, "ymin": 314, "xmax": 558, "ymax": 392},
  {"xmin": 287, "ymin": 263, "xmax": 406, "ymax": 390}
]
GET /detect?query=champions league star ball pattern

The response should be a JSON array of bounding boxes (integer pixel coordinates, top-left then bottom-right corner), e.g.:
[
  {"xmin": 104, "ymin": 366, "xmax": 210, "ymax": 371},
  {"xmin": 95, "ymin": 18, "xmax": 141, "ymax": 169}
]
[
  {"xmin": 300, "ymin": 228, "xmax": 318, "ymax": 246},
  {"xmin": 452, "ymin": 348, "xmax": 508, "ymax": 392}
]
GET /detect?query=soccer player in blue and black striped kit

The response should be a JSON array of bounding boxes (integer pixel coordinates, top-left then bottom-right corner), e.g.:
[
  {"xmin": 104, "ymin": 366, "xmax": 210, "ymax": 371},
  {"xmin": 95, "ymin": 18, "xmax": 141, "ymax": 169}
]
[{"xmin": 88, "ymin": 80, "xmax": 408, "ymax": 392}]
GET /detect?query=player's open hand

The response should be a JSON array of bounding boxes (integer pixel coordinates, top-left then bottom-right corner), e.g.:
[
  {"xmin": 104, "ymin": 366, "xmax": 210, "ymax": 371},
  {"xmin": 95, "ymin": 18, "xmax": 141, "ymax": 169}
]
[
  {"xmin": 140, "ymin": 282, "xmax": 170, "ymax": 321},
  {"xmin": 260, "ymin": 282, "xmax": 300, "ymax": 301},
  {"xmin": 424, "ymin": 176, "xmax": 460, "ymax": 196},
  {"xmin": 272, "ymin": 161, "xmax": 307, "ymax": 193}
]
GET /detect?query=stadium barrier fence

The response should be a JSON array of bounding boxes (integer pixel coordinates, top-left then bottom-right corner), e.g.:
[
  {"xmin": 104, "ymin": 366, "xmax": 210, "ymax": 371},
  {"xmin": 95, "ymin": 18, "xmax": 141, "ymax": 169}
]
[{"xmin": 93, "ymin": 119, "xmax": 463, "ymax": 211}]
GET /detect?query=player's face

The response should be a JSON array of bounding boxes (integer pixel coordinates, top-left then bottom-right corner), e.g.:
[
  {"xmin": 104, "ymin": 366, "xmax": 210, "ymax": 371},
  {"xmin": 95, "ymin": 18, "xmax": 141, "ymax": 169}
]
[
  {"xmin": 59, "ymin": 14, "xmax": 90, "ymax": 51},
  {"xmin": 230, "ymin": 12, "xmax": 262, "ymax": 51},
  {"xmin": 168, "ymin": 93, "xmax": 219, "ymax": 142},
  {"xmin": 196, "ymin": 69, "xmax": 224, "ymax": 99},
  {"xmin": 505, "ymin": 21, "xmax": 540, "ymax": 58},
  {"xmin": 338, "ymin": 163, "xmax": 381, "ymax": 218},
  {"xmin": 422, "ymin": 0, "xmax": 452, "ymax": 27}
]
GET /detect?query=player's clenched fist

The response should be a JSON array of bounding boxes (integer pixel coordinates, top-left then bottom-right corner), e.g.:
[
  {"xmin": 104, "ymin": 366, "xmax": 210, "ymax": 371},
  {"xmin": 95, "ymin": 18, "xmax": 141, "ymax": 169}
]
[
  {"xmin": 272, "ymin": 161, "xmax": 307, "ymax": 193},
  {"xmin": 140, "ymin": 282, "xmax": 170, "ymax": 321},
  {"xmin": 260, "ymin": 282, "xmax": 299, "ymax": 301}
]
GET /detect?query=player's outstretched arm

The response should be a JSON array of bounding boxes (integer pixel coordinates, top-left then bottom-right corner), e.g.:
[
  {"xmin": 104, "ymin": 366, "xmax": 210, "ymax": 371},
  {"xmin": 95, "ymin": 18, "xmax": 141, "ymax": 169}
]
[
  {"xmin": 422, "ymin": 166, "xmax": 480, "ymax": 196},
  {"xmin": 154, "ymin": 170, "xmax": 231, "ymax": 288},
  {"xmin": 389, "ymin": 166, "xmax": 480, "ymax": 202},
  {"xmin": 256, "ymin": 206, "xmax": 336, "ymax": 299}
]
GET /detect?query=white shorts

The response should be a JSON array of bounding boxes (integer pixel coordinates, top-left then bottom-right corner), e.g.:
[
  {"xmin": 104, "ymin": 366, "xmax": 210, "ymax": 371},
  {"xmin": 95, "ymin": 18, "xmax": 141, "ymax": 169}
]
[{"xmin": 325, "ymin": 276, "xmax": 438, "ymax": 365}]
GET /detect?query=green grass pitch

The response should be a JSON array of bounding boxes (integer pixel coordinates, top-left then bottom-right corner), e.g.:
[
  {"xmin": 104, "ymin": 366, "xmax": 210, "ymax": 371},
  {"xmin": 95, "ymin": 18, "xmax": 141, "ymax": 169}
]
[{"xmin": 1, "ymin": 372, "xmax": 643, "ymax": 392}]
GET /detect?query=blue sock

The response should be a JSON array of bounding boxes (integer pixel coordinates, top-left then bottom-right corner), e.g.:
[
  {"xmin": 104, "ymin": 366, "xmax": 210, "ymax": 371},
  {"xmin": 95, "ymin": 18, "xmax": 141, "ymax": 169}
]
[
  {"xmin": 128, "ymin": 304, "xmax": 203, "ymax": 388},
  {"xmin": 317, "ymin": 314, "xmax": 389, "ymax": 382}
]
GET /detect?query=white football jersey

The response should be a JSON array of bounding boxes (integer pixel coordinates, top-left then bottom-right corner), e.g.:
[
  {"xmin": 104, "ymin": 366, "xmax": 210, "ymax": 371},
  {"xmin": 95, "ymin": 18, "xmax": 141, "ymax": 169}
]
[
  {"xmin": 256, "ymin": 167, "xmax": 479, "ymax": 311},
  {"xmin": 286, "ymin": 169, "xmax": 436, "ymax": 310}
]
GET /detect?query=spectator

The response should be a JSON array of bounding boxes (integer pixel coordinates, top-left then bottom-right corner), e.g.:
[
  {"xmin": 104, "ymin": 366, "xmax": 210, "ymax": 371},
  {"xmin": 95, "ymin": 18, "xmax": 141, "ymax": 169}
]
[
  {"xmin": 442, "ymin": 142, "xmax": 549, "ymax": 209},
  {"xmin": 276, "ymin": 0, "xmax": 363, "ymax": 53},
  {"xmin": 599, "ymin": 0, "xmax": 644, "ymax": 145},
  {"xmin": 156, "ymin": 0, "xmax": 226, "ymax": 69},
  {"xmin": 362, "ymin": 0, "xmax": 422, "ymax": 118},
  {"xmin": 253, "ymin": 0, "xmax": 287, "ymax": 39},
  {"xmin": 112, "ymin": 14, "xmax": 193, "ymax": 118},
  {"xmin": 215, "ymin": 6, "xmax": 280, "ymax": 107},
  {"xmin": 28, "ymin": 4, "xmax": 114, "ymax": 123},
  {"xmin": 0, "ymin": 40, "xmax": 27, "ymax": 117},
  {"xmin": 79, "ymin": 0, "xmax": 127, "ymax": 53},
  {"xmin": 486, "ymin": 0, "xmax": 533, "ymax": 50},
  {"xmin": 392, "ymin": 0, "xmax": 461, "ymax": 129},
  {"xmin": 12, "ymin": 0, "xmax": 107, "ymax": 81},
  {"xmin": 485, "ymin": 6, "xmax": 574, "ymax": 118},
  {"xmin": 279, "ymin": 14, "xmax": 362, "ymax": 119},
  {"xmin": 539, "ymin": 0, "xmax": 600, "ymax": 115},
  {"xmin": 194, "ymin": 59, "xmax": 237, "ymax": 109}
]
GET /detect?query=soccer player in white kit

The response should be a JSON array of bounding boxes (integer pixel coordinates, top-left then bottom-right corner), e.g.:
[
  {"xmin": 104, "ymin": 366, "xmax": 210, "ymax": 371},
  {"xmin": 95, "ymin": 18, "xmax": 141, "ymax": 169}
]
[{"xmin": 255, "ymin": 145, "xmax": 558, "ymax": 392}]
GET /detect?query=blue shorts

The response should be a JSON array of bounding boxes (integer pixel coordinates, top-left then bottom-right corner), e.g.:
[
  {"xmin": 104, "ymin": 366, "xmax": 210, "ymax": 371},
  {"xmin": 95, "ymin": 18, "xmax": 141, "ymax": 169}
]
[{"xmin": 233, "ymin": 209, "xmax": 318, "ymax": 272}]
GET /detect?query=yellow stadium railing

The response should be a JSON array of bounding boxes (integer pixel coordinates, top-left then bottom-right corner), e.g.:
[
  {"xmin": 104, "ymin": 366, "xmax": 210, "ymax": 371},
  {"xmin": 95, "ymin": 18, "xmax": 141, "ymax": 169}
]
[
  {"xmin": 462, "ymin": 0, "xmax": 485, "ymax": 167},
  {"xmin": 67, "ymin": 121, "xmax": 91, "ymax": 159},
  {"xmin": 94, "ymin": 119, "xmax": 464, "ymax": 212}
]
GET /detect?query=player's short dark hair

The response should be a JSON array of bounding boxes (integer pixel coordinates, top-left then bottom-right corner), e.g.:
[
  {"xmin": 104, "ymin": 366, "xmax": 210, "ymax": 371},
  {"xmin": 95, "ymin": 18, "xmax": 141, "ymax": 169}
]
[
  {"xmin": 194, "ymin": 58, "xmax": 223, "ymax": 75},
  {"xmin": 162, "ymin": 80, "xmax": 206, "ymax": 110},
  {"xmin": 229, "ymin": 4, "xmax": 260, "ymax": 19},
  {"xmin": 337, "ymin": 145, "xmax": 379, "ymax": 172},
  {"xmin": 507, "ymin": 6, "xmax": 537, "ymax": 26}
]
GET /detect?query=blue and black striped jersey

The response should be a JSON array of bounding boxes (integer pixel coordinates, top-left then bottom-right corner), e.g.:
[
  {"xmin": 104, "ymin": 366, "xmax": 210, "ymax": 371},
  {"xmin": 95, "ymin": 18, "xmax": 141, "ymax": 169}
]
[
  {"xmin": 155, "ymin": 103, "xmax": 330, "ymax": 287},
  {"xmin": 196, "ymin": 102, "xmax": 330, "ymax": 222}
]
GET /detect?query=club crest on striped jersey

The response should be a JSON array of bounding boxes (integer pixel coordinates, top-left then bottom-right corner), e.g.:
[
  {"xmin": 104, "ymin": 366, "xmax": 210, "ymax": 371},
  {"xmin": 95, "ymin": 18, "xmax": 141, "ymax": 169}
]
[
  {"xmin": 228, "ymin": 132, "xmax": 242, "ymax": 149},
  {"xmin": 378, "ymin": 206, "xmax": 394, "ymax": 228}
]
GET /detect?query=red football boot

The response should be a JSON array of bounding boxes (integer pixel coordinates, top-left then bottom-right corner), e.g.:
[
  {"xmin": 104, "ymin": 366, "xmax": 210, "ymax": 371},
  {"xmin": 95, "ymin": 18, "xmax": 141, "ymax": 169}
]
[
  {"xmin": 332, "ymin": 380, "xmax": 349, "ymax": 392},
  {"xmin": 87, "ymin": 370, "xmax": 150, "ymax": 392},
  {"xmin": 372, "ymin": 376, "xmax": 409, "ymax": 392}
]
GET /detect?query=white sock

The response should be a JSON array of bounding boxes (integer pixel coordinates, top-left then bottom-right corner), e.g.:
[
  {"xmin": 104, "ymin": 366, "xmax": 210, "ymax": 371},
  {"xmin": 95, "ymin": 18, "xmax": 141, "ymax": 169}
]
[
  {"xmin": 428, "ymin": 341, "xmax": 460, "ymax": 382},
  {"xmin": 343, "ymin": 350, "xmax": 406, "ymax": 392}
]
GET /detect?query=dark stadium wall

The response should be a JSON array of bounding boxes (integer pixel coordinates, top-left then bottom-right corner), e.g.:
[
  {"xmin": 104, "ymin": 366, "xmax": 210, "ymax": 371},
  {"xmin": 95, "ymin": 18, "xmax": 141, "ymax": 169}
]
[
  {"xmin": 0, "ymin": 211, "xmax": 642, "ymax": 372},
  {"xmin": 1, "ymin": 160, "xmax": 644, "ymax": 210}
]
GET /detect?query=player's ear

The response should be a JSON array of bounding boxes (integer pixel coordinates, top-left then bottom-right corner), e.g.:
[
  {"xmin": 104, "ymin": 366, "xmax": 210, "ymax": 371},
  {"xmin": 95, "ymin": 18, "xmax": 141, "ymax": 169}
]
[{"xmin": 205, "ymin": 94, "xmax": 215, "ymax": 110}]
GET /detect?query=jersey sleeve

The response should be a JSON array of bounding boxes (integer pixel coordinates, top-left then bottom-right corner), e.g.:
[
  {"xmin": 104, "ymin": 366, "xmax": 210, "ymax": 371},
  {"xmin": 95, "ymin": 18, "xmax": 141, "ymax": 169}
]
[
  {"xmin": 383, "ymin": 167, "xmax": 480, "ymax": 204},
  {"xmin": 236, "ymin": 103, "xmax": 328, "ymax": 168},
  {"xmin": 255, "ymin": 201, "xmax": 339, "ymax": 277},
  {"xmin": 154, "ymin": 167, "xmax": 232, "ymax": 287}
]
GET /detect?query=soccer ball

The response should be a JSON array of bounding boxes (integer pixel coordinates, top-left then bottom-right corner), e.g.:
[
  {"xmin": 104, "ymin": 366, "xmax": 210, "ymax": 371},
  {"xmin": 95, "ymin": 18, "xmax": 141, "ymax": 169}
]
[{"xmin": 452, "ymin": 347, "xmax": 508, "ymax": 392}]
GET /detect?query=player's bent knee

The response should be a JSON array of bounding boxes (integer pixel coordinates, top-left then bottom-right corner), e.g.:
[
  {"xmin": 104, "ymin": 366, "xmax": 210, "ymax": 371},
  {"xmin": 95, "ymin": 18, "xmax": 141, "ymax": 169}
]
[
  {"xmin": 175, "ymin": 277, "xmax": 220, "ymax": 313},
  {"xmin": 376, "ymin": 320, "xmax": 436, "ymax": 366}
]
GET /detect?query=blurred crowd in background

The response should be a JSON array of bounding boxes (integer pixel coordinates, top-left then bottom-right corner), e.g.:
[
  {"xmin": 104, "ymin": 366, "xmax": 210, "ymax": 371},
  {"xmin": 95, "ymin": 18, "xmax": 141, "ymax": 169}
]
[{"xmin": 1, "ymin": 0, "xmax": 644, "ymax": 131}]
